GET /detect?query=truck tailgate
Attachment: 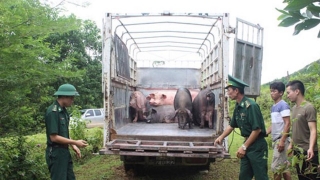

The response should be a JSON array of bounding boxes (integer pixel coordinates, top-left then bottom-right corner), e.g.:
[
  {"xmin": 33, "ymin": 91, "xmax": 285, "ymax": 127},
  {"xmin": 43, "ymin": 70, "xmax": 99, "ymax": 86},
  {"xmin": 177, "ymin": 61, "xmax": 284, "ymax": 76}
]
[
  {"xmin": 100, "ymin": 123, "xmax": 226, "ymax": 158},
  {"xmin": 111, "ymin": 123, "xmax": 217, "ymax": 142},
  {"xmin": 100, "ymin": 139, "xmax": 225, "ymax": 158}
]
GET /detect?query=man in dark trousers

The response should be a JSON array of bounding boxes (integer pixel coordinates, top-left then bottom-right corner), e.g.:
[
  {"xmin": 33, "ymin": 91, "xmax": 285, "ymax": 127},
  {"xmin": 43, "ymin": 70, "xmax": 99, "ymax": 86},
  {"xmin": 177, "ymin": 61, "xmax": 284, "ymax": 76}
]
[
  {"xmin": 214, "ymin": 75, "xmax": 268, "ymax": 180},
  {"xmin": 45, "ymin": 84, "xmax": 88, "ymax": 180},
  {"xmin": 286, "ymin": 80, "xmax": 319, "ymax": 180}
]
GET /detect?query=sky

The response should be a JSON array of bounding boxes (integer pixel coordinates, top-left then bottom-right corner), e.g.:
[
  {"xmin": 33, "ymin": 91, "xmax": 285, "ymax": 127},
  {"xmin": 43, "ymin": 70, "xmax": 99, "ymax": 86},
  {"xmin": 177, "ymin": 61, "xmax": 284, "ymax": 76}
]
[{"xmin": 53, "ymin": 0, "xmax": 320, "ymax": 84}]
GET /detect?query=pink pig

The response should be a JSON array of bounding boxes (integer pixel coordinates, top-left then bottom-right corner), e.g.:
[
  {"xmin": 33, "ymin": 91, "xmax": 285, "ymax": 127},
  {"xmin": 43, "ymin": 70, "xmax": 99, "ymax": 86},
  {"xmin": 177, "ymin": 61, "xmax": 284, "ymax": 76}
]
[{"xmin": 146, "ymin": 89, "xmax": 199, "ymax": 107}]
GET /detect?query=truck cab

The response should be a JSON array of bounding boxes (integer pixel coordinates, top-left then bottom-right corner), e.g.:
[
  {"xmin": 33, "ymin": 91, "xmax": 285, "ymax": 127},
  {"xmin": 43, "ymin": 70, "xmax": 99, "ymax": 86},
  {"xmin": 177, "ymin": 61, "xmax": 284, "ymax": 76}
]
[{"xmin": 99, "ymin": 12, "xmax": 263, "ymax": 172}]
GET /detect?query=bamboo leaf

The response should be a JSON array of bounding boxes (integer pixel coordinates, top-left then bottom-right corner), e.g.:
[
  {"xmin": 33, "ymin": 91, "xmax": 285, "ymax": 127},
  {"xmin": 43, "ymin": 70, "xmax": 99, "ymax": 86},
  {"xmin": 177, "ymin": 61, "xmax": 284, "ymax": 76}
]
[
  {"xmin": 293, "ymin": 23, "xmax": 305, "ymax": 35},
  {"xmin": 292, "ymin": 156, "xmax": 298, "ymax": 167},
  {"xmin": 276, "ymin": 8, "xmax": 291, "ymax": 15},
  {"xmin": 306, "ymin": 10, "xmax": 314, "ymax": 18},
  {"xmin": 284, "ymin": 0, "xmax": 315, "ymax": 11},
  {"xmin": 288, "ymin": 10, "xmax": 305, "ymax": 19},
  {"xmin": 279, "ymin": 17, "xmax": 301, "ymax": 27},
  {"xmin": 307, "ymin": 3, "xmax": 320, "ymax": 17},
  {"xmin": 278, "ymin": 13, "xmax": 291, "ymax": 21},
  {"xmin": 303, "ymin": 19, "xmax": 320, "ymax": 30}
]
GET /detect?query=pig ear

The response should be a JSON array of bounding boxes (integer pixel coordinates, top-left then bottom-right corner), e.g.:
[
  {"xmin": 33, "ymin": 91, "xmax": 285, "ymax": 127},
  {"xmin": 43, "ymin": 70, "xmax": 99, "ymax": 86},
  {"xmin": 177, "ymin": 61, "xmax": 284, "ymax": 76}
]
[
  {"xmin": 146, "ymin": 93, "xmax": 154, "ymax": 100},
  {"xmin": 173, "ymin": 109, "xmax": 179, "ymax": 118},
  {"xmin": 151, "ymin": 108, "xmax": 157, "ymax": 113},
  {"xmin": 161, "ymin": 94, "xmax": 167, "ymax": 99},
  {"xmin": 186, "ymin": 109, "xmax": 193, "ymax": 119},
  {"xmin": 137, "ymin": 94, "xmax": 145, "ymax": 109}
]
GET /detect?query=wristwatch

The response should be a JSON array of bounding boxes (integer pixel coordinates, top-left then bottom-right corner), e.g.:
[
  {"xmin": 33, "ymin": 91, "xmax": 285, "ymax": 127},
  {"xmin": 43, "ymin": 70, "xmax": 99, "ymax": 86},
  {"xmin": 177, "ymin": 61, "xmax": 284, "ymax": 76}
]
[{"xmin": 241, "ymin": 144, "xmax": 247, "ymax": 151}]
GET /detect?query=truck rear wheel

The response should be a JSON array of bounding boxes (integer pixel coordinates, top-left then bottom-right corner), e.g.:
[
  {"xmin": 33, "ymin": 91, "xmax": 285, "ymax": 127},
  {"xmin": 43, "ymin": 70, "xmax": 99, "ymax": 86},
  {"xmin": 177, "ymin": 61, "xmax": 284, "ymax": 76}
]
[
  {"xmin": 124, "ymin": 164, "xmax": 144, "ymax": 176},
  {"xmin": 124, "ymin": 163, "xmax": 133, "ymax": 172},
  {"xmin": 195, "ymin": 162, "xmax": 211, "ymax": 171}
]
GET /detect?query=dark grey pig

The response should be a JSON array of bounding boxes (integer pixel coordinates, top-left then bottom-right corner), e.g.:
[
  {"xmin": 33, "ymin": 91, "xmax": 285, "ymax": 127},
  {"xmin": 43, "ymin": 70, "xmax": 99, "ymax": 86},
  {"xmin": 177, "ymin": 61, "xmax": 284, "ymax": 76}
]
[
  {"xmin": 173, "ymin": 88, "xmax": 193, "ymax": 129},
  {"xmin": 192, "ymin": 88, "xmax": 215, "ymax": 129},
  {"xmin": 146, "ymin": 105, "xmax": 176, "ymax": 123}
]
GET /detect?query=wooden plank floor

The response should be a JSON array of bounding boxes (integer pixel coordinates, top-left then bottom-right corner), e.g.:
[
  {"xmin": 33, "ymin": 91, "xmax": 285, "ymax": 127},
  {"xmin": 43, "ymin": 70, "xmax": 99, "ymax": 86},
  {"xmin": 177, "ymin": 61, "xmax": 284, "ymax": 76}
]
[{"xmin": 116, "ymin": 123, "xmax": 215, "ymax": 137}]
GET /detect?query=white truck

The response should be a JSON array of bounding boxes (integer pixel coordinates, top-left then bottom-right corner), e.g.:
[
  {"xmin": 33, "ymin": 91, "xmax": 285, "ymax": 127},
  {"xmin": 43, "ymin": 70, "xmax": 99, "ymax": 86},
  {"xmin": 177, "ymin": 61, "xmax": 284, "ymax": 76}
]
[{"xmin": 99, "ymin": 12, "xmax": 263, "ymax": 172}]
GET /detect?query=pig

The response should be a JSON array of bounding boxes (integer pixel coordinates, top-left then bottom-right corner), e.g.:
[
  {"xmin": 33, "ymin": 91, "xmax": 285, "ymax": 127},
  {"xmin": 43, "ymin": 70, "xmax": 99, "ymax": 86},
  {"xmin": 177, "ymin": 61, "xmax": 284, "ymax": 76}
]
[
  {"xmin": 173, "ymin": 88, "xmax": 193, "ymax": 129},
  {"xmin": 146, "ymin": 89, "xmax": 199, "ymax": 107},
  {"xmin": 192, "ymin": 89, "xmax": 215, "ymax": 129},
  {"xmin": 129, "ymin": 91, "xmax": 148, "ymax": 122},
  {"xmin": 146, "ymin": 105, "xmax": 176, "ymax": 123}
]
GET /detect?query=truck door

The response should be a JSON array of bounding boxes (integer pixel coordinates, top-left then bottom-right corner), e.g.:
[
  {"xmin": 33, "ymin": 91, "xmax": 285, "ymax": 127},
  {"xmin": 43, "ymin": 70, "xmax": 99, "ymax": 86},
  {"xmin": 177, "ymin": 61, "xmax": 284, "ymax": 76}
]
[{"xmin": 233, "ymin": 18, "xmax": 264, "ymax": 99}]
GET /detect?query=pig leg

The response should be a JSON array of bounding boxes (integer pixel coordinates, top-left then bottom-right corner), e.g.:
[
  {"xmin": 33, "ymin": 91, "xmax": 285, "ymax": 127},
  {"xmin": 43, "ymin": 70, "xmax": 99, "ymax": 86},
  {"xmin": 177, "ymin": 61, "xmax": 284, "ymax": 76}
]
[
  {"xmin": 138, "ymin": 111, "xmax": 147, "ymax": 121},
  {"xmin": 173, "ymin": 110, "xmax": 181, "ymax": 128},
  {"xmin": 200, "ymin": 111, "xmax": 206, "ymax": 128},
  {"xmin": 207, "ymin": 111, "xmax": 213, "ymax": 129},
  {"xmin": 186, "ymin": 109, "xmax": 193, "ymax": 129},
  {"xmin": 208, "ymin": 116, "xmax": 213, "ymax": 129},
  {"xmin": 133, "ymin": 111, "xmax": 138, "ymax": 122}
]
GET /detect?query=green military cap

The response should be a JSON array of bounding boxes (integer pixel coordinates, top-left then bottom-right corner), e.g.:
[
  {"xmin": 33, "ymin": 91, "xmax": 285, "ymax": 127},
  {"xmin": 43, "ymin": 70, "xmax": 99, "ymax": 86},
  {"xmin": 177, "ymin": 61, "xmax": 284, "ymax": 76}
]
[
  {"xmin": 225, "ymin": 75, "xmax": 249, "ymax": 89},
  {"xmin": 54, "ymin": 84, "xmax": 80, "ymax": 96}
]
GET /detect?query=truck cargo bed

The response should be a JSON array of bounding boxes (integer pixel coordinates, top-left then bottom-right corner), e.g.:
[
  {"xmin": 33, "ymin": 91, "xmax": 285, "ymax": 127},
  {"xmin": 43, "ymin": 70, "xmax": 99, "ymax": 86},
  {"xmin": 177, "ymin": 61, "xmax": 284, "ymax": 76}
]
[
  {"xmin": 101, "ymin": 123, "xmax": 225, "ymax": 158},
  {"xmin": 114, "ymin": 123, "xmax": 216, "ymax": 142}
]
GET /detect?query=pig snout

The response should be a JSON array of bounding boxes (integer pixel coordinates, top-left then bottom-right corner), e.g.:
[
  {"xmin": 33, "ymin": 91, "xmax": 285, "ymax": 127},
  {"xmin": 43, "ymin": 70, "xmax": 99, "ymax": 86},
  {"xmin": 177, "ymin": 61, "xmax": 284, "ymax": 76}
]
[
  {"xmin": 129, "ymin": 99, "xmax": 136, "ymax": 107},
  {"xmin": 149, "ymin": 99, "xmax": 160, "ymax": 106}
]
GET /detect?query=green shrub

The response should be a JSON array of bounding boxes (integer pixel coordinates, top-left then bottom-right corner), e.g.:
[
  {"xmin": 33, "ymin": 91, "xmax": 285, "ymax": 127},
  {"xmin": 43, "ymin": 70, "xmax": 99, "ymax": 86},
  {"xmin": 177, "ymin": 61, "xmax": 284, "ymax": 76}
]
[{"xmin": 0, "ymin": 135, "xmax": 49, "ymax": 180}]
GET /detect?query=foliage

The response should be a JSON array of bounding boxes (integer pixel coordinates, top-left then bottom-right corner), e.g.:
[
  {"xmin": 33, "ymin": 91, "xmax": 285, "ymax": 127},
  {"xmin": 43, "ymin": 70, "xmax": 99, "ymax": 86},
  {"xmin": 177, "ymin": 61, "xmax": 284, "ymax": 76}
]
[
  {"xmin": 0, "ymin": 0, "xmax": 102, "ymax": 135},
  {"xmin": 0, "ymin": 133, "xmax": 49, "ymax": 180},
  {"xmin": 277, "ymin": 0, "xmax": 320, "ymax": 38},
  {"xmin": 69, "ymin": 107, "xmax": 103, "ymax": 164},
  {"xmin": 69, "ymin": 106, "xmax": 88, "ymax": 140},
  {"xmin": 0, "ymin": 0, "xmax": 81, "ymax": 135}
]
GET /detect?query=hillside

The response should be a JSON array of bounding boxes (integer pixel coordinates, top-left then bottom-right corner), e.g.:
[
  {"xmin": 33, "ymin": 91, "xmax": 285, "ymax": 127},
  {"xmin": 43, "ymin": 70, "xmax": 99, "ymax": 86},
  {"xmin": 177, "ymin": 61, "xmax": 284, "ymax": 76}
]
[{"xmin": 264, "ymin": 59, "xmax": 320, "ymax": 85}]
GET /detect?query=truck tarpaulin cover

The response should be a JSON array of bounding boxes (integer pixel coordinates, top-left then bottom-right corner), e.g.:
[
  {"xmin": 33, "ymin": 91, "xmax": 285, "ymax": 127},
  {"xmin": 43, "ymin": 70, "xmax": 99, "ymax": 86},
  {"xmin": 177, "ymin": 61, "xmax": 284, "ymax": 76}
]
[{"xmin": 114, "ymin": 33, "xmax": 130, "ymax": 79}]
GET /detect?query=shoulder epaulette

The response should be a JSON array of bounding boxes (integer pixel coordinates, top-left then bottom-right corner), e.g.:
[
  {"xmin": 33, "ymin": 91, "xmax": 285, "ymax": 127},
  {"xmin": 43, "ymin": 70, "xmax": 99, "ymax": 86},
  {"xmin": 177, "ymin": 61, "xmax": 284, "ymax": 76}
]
[
  {"xmin": 245, "ymin": 100, "xmax": 251, "ymax": 108},
  {"xmin": 52, "ymin": 105, "xmax": 57, "ymax": 112}
]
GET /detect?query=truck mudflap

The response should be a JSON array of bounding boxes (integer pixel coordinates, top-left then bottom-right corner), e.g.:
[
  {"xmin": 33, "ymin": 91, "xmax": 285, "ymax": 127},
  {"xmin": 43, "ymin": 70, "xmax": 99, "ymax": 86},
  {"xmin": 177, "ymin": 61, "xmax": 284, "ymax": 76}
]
[{"xmin": 99, "ymin": 139, "xmax": 228, "ymax": 158}]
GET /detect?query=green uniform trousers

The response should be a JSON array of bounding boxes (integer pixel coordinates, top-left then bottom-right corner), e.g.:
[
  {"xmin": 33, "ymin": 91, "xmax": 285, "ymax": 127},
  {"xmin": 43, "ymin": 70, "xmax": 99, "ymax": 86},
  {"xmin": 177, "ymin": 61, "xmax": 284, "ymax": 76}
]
[
  {"xmin": 239, "ymin": 138, "xmax": 269, "ymax": 180},
  {"xmin": 45, "ymin": 147, "xmax": 75, "ymax": 180}
]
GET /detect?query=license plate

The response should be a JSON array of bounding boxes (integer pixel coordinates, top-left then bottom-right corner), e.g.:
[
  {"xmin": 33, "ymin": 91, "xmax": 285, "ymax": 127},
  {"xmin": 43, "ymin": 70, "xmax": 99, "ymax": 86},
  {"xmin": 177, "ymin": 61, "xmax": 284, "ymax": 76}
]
[{"xmin": 155, "ymin": 157, "xmax": 175, "ymax": 165}]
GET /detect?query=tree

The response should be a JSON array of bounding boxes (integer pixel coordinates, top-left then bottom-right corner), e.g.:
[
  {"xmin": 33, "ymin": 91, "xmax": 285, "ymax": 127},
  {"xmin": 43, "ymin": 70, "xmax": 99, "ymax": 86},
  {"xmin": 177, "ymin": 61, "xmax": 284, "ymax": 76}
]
[
  {"xmin": 277, "ymin": 0, "xmax": 320, "ymax": 38},
  {"xmin": 45, "ymin": 19, "xmax": 103, "ymax": 109},
  {"xmin": 0, "ymin": 0, "xmax": 82, "ymax": 135}
]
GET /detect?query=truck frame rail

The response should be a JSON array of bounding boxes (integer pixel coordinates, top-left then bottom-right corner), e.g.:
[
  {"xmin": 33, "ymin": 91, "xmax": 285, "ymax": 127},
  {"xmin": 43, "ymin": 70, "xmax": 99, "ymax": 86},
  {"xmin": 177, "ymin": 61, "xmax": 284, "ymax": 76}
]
[{"xmin": 100, "ymin": 139, "xmax": 225, "ymax": 158}]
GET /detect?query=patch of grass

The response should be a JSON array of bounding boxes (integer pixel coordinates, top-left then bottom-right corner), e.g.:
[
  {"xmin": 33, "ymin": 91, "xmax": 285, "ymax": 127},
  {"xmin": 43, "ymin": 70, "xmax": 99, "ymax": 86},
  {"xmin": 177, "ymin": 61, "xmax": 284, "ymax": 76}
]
[
  {"xmin": 26, "ymin": 133, "xmax": 47, "ymax": 147},
  {"xmin": 20, "ymin": 128, "xmax": 300, "ymax": 179},
  {"xmin": 74, "ymin": 155, "xmax": 123, "ymax": 180}
]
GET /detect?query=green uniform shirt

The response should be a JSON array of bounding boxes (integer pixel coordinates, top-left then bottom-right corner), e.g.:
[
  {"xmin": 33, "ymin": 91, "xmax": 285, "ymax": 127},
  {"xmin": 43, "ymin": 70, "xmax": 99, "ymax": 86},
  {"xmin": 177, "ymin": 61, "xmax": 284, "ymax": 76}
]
[
  {"xmin": 45, "ymin": 100, "xmax": 70, "ymax": 146},
  {"xmin": 291, "ymin": 101, "xmax": 318, "ymax": 151},
  {"xmin": 230, "ymin": 96, "xmax": 266, "ymax": 137}
]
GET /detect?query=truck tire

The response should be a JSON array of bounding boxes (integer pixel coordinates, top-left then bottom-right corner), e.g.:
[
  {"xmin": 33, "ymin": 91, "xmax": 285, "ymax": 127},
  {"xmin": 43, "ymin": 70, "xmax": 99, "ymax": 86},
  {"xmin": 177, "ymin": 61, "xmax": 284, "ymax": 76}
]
[
  {"xmin": 124, "ymin": 163, "xmax": 133, "ymax": 172},
  {"xmin": 132, "ymin": 164, "xmax": 144, "ymax": 176},
  {"xmin": 196, "ymin": 162, "xmax": 211, "ymax": 171},
  {"xmin": 124, "ymin": 164, "xmax": 144, "ymax": 176}
]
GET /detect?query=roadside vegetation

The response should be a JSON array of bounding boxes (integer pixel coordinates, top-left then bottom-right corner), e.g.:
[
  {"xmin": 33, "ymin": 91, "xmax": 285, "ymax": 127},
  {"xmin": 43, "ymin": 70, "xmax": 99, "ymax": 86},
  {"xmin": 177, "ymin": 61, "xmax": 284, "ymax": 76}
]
[{"xmin": 0, "ymin": 0, "xmax": 319, "ymax": 179}]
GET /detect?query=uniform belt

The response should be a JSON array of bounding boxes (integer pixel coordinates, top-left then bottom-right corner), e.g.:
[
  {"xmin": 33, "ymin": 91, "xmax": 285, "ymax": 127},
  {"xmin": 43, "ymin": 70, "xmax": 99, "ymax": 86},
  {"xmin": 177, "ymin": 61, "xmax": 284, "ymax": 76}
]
[
  {"xmin": 48, "ymin": 143, "xmax": 69, "ymax": 149},
  {"xmin": 244, "ymin": 135, "xmax": 264, "ymax": 141}
]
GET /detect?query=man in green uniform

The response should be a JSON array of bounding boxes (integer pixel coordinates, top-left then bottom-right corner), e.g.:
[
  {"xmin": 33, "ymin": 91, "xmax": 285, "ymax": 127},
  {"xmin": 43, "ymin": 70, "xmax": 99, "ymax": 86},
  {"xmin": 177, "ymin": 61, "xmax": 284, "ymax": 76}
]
[
  {"xmin": 214, "ymin": 75, "xmax": 269, "ymax": 180},
  {"xmin": 45, "ymin": 84, "xmax": 88, "ymax": 180}
]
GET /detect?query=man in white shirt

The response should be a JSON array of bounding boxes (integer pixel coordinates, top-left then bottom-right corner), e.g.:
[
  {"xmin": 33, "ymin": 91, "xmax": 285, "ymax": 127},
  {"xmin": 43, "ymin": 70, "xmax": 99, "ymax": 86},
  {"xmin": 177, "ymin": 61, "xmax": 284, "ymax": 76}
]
[{"xmin": 266, "ymin": 82, "xmax": 291, "ymax": 180}]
